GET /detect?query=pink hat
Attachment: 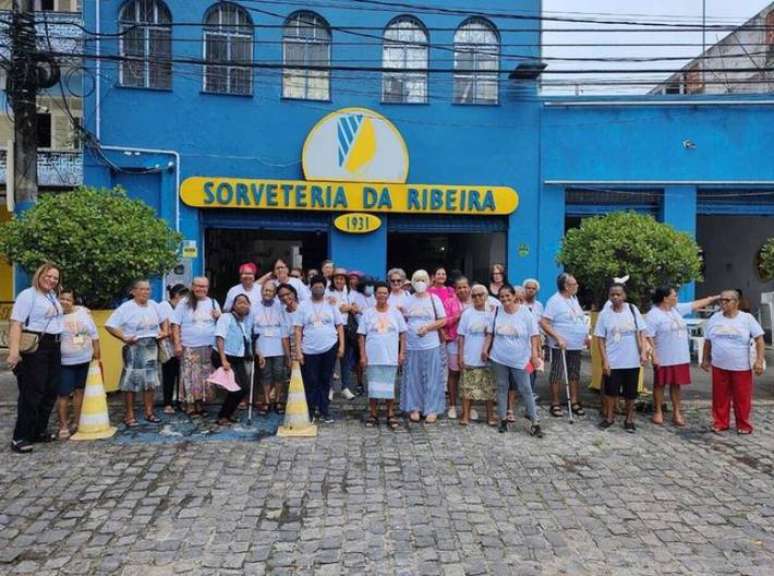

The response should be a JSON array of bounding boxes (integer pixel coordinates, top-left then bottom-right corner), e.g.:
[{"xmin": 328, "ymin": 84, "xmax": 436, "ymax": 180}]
[
  {"xmin": 333, "ymin": 267, "xmax": 348, "ymax": 278},
  {"xmin": 348, "ymin": 270, "xmax": 363, "ymax": 278},
  {"xmin": 239, "ymin": 262, "xmax": 257, "ymax": 275}
]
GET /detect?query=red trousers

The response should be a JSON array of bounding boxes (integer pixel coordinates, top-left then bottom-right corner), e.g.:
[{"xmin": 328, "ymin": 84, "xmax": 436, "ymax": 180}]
[{"xmin": 711, "ymin": 367, "xmax": 753, "ymax": 432}]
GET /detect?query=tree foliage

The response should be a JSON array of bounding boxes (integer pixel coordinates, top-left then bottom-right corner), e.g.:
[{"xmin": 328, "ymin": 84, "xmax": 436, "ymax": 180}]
[
  {"xmin": 0, "ymin": 187, "xmax": 181, "ymax": 308},
  {"xmin": 558, "ymin": 212, "xmax": 703, "ymax": 308},
  {"xmin": 760, "ymin": 237, "xmax": 774, "ymax": 282}
]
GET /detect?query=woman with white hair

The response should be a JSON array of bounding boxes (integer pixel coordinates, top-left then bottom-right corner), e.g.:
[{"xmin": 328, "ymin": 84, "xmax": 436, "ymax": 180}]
[
  {"xmin": 387, "ymin": 268, "xmax": 409, "ymax": 313},
  {"xmin": 400, "ymin": 270, "xmax": 447, "ymax": 423}
]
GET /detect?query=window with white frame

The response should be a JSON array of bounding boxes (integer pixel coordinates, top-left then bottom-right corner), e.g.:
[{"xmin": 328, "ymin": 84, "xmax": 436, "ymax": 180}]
[
  {"xmin": 119, "ymin": 0, "xmax": 172, "ymax": 90},
  {"xmin": 283, "ymin": 12, "xmax": 331, "ymax": 101},
  {"xmin": 382, "ymin": 16, "xmax": 428, "ymax": 104},
  {"xmin": 454, "ymin": 18, "xmax": 499, "ymax": 105},
  {"xmin": 203, "ymin": 3, "xmax": 253, "ymax": 95}
]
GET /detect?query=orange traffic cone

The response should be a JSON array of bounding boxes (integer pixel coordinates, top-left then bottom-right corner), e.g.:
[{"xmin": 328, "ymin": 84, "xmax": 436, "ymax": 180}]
[
  {"xmin": 71, "ymin": 362, "xmax": 117, "ymax": 441},
  {"xmin": 277, "ymin": 361, "xmax": 317, "ymax": 438}
]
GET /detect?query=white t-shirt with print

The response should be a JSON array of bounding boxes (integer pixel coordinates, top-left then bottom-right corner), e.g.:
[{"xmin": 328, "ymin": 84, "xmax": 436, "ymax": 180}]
[
  {"xmin": 403, "ymin": 294, "xmax": 446, "ymax": 351},
  {"xmin": 106, "ymin": 299, "xmax": 163, "ymax": 340},
  {"xmin": 253, "ymin": 300, "xmax": 288, "ymax": 358},
  {"xmin": 11, "ymin": 287, "xmax": 64, "ymax": 334},
  {"xmin": 594, "ymin": 305, "xmax": 646, "ymax": 370},
  {"xmin": 457, "ymin": 308, "xmax": 493, "ymax": 368},
  {"xmin": 645, "ymin": 303, "xmax": 692, "ymax": 367},
  {"xmin": 61, "ymin": 307, "xmax": 99, "ymax": 366},
  {"xmin": 357, "ymin": 307, "xmax": 407, "ymax": 366},
  {"xmin": 172, "ymin": 297, "xmax": 220, "ymax": 348},
  {"xmin": 487, "ymin": 307, "xmax": 539, "ymax": 370},
  {"xmin": 705, "ymin": 311, "xmax": 764, "ymax": 371},
  {"xmin": 294, "ymin": 300, "xmax": 344, "ymax": 355},
  {"xmin": 542, "ymin": 293, "xmax": 588, "ymax": 350}
]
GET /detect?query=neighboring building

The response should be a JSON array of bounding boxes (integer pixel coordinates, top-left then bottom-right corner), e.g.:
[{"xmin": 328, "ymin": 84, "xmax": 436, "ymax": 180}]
[
  {"xmin": 66, "ymin": 1, "xmax": 774, "ymax": 312},
  {"xmin": 651, "ymin": 2, "xmax": 774, "ymax": 95},
  {"xmin": 0, "ymin": 1, "xmax": 84, "ymax": 302}
]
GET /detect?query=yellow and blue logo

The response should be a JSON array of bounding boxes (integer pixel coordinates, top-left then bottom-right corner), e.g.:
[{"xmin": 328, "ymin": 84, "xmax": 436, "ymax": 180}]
[{"xmin": 303, "ymin": 107, "xmax": 409, "ymax": 183}]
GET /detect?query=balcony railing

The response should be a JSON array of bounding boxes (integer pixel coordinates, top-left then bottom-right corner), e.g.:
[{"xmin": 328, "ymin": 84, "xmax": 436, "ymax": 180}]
[
  {"xmin": 0, "ymin": 149, "xmax": 83, "ymax": 188},
  {"xmin": 0, "ymin": 11, "xmax": 83, "ymax": 57}
]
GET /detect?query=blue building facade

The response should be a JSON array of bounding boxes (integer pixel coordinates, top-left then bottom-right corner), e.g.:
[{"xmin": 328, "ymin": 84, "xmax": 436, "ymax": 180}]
[{"xmin": 82, "ymin": 1, "xmax": 774, "ymax": 305}]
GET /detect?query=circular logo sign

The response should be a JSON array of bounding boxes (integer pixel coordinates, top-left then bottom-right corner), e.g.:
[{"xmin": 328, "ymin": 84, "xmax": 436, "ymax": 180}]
[{"xmin": 302, "ymin": 108, "xmax": 409, "ymax": 183}]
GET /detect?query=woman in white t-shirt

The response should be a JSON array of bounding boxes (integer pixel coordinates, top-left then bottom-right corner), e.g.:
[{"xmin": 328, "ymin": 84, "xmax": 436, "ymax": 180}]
[
  {"xmin": 7, "ymin": 263, "xmax": 64, "ymax": 453},
  {"xmin": 594, "ymin": 284, "xmax": 649, "ymax": 433},
  {"xmin": 254, "ymin": 281, "xmax": 290, "ymax": 415},
  {"xmin": 645, "ymin": 286, "xmax": 719, "ymax": 427},
  {"xmin": 106, "ymin": 280, "xmax": 167, "ymax": 427},
  {"xmin": 400, "ymin": 270, "xmax": 447, "ymax": 423},
  {"xmin": 358, "ymin": 282, "xmax": 407, "ymax": 430},
  {"xmin": 702, "ymin": 289, "xmax": 765, "ymax": 434},
  {"xmin": 57, "ymin": 289, "xmax": 100, "ymax": 439},
  {"xmin": 457, "ymin": 284, "xmax": 496, "ymax": 426},
  {"xmin": 272, "ymin": 258, "xmax": 310, "ymax": 302},
  {"xmin": 171, "ymin": 277, "xmax": 221, "ymax": 416},
  {"xmin": 293, "ymin": 275, "xmax": 345, "ymax": 423},
  {"xmin": 483, "ymin": 285, "xmax": 543, "ymax": 437}
]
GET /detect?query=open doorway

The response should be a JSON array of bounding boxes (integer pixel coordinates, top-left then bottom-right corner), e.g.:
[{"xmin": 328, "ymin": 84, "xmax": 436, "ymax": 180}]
[
  {"xmin": 387, "ymin": 232, "xmax": 506, "ymax": 284},
  {"xmin": 204, "ymin": 228, "xmax": 328, "ymax": 302}
]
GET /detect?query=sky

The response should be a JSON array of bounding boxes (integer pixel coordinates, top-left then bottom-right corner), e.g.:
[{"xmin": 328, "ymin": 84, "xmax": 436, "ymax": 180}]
[{"xmin": 541, "ymin": 0, "xmax": 774, "ymax": 93}]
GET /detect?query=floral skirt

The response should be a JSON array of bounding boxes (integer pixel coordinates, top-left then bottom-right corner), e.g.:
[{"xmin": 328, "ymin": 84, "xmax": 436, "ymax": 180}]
[
  {"xmin": 461, "ymin": 367, "xmax": 496, "ymax": 401},
  {"xmin": 119, "ymin": 337, "xmax": 160, "ymax": 392},
  {"xmin": 181, "ymin": 346, "xmax": 214, "ymax": 404}
]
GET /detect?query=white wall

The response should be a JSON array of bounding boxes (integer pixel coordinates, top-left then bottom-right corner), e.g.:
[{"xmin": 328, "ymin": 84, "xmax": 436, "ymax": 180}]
[{"xmin": 697, "ymin": 215, "xmax": 774, "ymax": 313}]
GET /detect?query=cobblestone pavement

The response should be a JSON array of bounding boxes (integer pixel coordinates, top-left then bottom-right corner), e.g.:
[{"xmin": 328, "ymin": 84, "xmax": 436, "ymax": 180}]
[{"xmin": 1, "ymin": 398, "xmax": 774, "ymax": 576}]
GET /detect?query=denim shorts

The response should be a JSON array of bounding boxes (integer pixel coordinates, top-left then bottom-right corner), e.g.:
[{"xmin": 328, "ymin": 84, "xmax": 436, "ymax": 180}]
[
  {"xmin": 59, "ymin": 362, "xmax": 90, "ymax": 396},
  {"xmin": 260, "ymin": 355, "xmax": 287, "ymax": 384}
]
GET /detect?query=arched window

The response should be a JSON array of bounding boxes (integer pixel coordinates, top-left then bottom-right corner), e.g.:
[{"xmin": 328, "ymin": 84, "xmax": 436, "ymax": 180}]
[
  {"xmin": 203, "ymin": 3, "xmax": 253, "ymax": 95},
  {"xmin": 382, "ymin": 16, "xmax": 428, "ymax": 103},
  {"xmin": 283, "ymin": 12, "xmax": 331, "ymax": 101},
  {"xmin": 766, "ymin": 11, "xmax": 774, "ymax": 65},
  {"xmin": 119, "ymin": 0, "xmax": 172, "ymax": 89},
  {"xmin": 454, "ymin": 18, "xmax": 499, "ymax": 104}
]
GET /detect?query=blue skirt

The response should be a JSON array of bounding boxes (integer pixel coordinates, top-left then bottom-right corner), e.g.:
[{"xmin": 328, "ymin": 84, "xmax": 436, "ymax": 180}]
[
  {"xmin": 400, "ymin": 347, "xmax": 445, "ymax": 415},
  {"xmin": 367, "ymin": 365, "xmax": 398, "ymax": 399}
]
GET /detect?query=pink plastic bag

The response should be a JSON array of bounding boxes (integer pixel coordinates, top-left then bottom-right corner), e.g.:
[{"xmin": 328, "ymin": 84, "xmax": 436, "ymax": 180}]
[{"xmin": 207, "ymin": 367, "xmax": 241, "ymax": 392}]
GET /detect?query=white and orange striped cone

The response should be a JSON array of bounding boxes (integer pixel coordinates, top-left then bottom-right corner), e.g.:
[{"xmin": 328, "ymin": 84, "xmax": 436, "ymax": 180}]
[
  {"xmin": 277, "ymin": 361, "xmax": 317, "ymax": 438},
  {"xmin": 71, "ymin": 361, "xmax": 117, "ymax": 441}
]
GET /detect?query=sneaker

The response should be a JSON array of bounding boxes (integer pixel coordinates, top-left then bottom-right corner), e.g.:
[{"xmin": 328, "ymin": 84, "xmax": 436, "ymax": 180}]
[
  {"xmin": 469, "ymin": 408, "xmax": 479, "ymax": 421},
  {"xmin": 322, "ymin": 415, "xmax": 335, "ymax": 424},
  {"xmin": 529, "ymin": 424, "xmax": 544, "ymax": 438},
  {"xmin": 498, "ymin": 420, "xmax": 508, "ymax": 433},
  {"xmin": 598, "ymin": 419, "xmax": 614, "ymax": 430},
  {"xmin": 342, "ymin": 388, "xmax": 356, "ymax": 400},
  {"xmin": 624, "ymin": 421, "xmax": 636, "ymax": 434},
  {"xmin": 447, "ymin": 406, "xmax": 458, "ymax": 419},
  {"xmin": 10, "ymin": 440, "xmax": 33, "ymax": 454}
]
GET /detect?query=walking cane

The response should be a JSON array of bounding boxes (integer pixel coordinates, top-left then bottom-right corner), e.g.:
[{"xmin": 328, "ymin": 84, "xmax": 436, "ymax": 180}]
[
  {"xmin": 561, "ymin": 349, "xmax": 574, "ymax": 424},
  {"xmin": 247, "ymin": 358, "xmax": 256, "ymax": 426}
]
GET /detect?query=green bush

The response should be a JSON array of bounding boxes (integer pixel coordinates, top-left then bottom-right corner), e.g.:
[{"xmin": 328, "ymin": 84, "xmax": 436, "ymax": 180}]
[
  {"xmin": 760, "ymin": 237, "xmax": 774, "ymax": 282},
  {"xmin": 558, "ymin": 212, "xmax": 703, "ymax": 308},
  {"xmin": 0, "ymin": 186, "xmax": 182, "ymax": 308}
]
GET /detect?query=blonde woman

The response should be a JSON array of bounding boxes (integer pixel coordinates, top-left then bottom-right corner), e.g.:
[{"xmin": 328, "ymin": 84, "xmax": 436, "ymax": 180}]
[{"xmin": 7, "ymin": 263, "xmax": 64, "ymax": 453}]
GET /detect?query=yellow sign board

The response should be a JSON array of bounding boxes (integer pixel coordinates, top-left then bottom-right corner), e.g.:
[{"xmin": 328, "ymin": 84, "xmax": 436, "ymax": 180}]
[
  {"xmin": 180, "ymin": 177, "xmax": 519, "ymax": 216},
  {"xmin": 334, "ymin": 213, "xmax": 382, "ymax": 234}
]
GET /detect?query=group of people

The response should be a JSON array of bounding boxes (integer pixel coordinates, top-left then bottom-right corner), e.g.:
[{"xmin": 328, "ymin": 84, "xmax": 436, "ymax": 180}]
[{"xmin": 6, "ymin": 260, "xmax": 768, "ymax": 454}]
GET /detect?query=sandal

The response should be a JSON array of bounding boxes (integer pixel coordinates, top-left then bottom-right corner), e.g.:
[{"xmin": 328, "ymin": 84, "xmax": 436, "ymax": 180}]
[
  {"xmin": 549, "ymin": 405, "xmax": 563, "ymax": 418},
  {"xmin": 123, "ymin": 419, "xmax": 139, "ymax": 428},
  {"xmin": 506, "ymin": 410, "xmax": 516, "ymax": 423},
  {"xmin": 58, "ymin": 428, "xmax": 71, "ymax": 440},
  {"xmin": 275, "ymin": 404, "xmax": 286, "ymax": 415},
  {"xmin": 35, "ymin": 432, "xmax": 58, "ymax": 443},
  {"xmin": 571, "ymin": 403, "xmax": 586, "ymax": 416},
  {"xmin": 145, "ymin": 414, "xmax": 161, "ymax": 423},
  {"xmin": 409, "ymin": 411, "xmax": 421, "ymax": 423},
  {"xmin": 387, "ymin": 416, "xmax": 400, "ymax": 430},
  {"xmin": 365, "ymin": 415, "xmax": 378, "ymax": 428},
  {"xmin": 163, "ymin": 406, "xmax": 175, "ymax": 415},
  {"xmin": 255, "ymin": 403, "xmax": 269, "ymax": 416},
  {"xmin": 488, "ymin": 419, "xmax": 498, "ymax": 427},
  {"xmin": 459, "ymin": 419, "xmax": 469, "ymax": 426},
  {"xmin": 424, "ymin": 414, "xmax": 437, "ymax": 423}
]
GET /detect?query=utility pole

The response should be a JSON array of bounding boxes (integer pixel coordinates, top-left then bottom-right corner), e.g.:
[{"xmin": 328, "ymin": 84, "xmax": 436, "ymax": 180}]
[{"xmin": 9, "ymin": 0, "xmax": 38, "ymax": 209}]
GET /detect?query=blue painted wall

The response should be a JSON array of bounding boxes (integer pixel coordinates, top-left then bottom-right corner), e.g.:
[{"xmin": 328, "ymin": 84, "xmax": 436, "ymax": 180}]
[{"xmin": 82, "ymin": 2, "xmax": 774, "ymax": 301}]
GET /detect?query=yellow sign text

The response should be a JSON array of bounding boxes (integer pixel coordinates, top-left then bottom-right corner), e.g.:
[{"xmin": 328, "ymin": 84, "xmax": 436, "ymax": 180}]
[{"xmin": 334, "ymin": 213, "xmax": 382, "ymax": 234}]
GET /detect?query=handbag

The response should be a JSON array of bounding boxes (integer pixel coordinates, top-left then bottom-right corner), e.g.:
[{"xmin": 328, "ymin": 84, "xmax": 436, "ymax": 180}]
[
  {"xmin": 431, "ymin": 295, "xmax": 446, "ymax": 343},
  {"xmin": 19, "ymin": 293, "xmax": 56, "ymax": 355}
]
